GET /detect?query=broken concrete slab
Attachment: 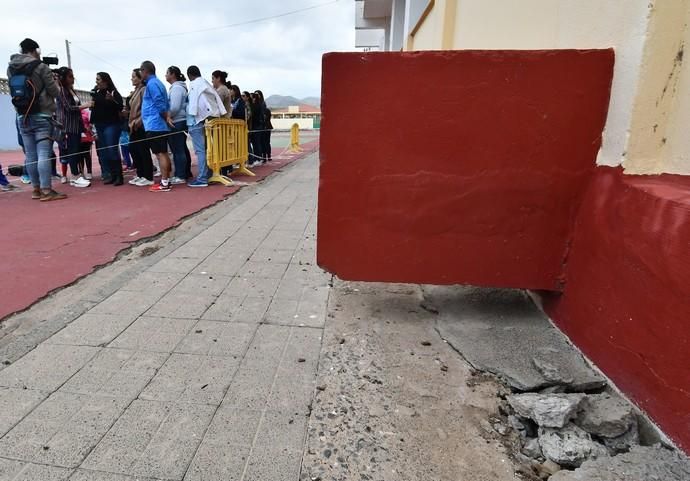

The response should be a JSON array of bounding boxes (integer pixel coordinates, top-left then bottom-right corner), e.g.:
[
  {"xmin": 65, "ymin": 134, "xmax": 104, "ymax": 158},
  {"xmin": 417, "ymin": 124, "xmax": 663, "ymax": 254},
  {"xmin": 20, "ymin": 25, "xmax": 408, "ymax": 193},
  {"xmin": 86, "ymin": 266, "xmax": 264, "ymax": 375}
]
[
  {"xmin": 602, "ymin": 419, "xmax": 640, "ymax": 454},
  {"xmin": 508, "ymin": 393, "xmax": 586, "ymax": 428},
  {"xmin": 522, "ymin": 437, "xmax": 543, "ymax": 459},
  {"xmin": 576, "ymin": 393, "xmax": 636, "ymax": 438},
  {"xmin": 538, "ymin": 424, "xmax": 608, "ymax": 468},
  {"xmin": 549, "ymin": 445, "xmax": 690, "ymax": 481},
  {"xmin": 428, "ymin": 286, "xmax": 606, "ymax": 392}
]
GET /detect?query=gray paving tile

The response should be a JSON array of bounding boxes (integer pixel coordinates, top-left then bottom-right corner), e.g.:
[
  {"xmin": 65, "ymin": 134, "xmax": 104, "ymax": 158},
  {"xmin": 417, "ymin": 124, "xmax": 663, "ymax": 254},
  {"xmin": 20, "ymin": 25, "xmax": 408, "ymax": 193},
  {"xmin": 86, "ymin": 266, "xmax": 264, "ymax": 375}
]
[
  {"xmin": 202, "ymin": 295, "xmax": 271, "ymax": 324},
  {"xmin": 183, "ymin": 407, "xmax": 263, "ymax": 481},
  {"xmin": 174, "ymin": 321, "xmax": 256, "ymax": 357},
  {"xmin": 147, "ymin": 257, "xmax": 201, "ymax": 274},
  {"xmin": 0, "ymin": 344, "xmax": 100, "ymax": 391},
  {"xmin": 225, "ymin": 276, "xmax": 281, "ymax": 299},
  {"xmin": 0, "ymin": 458, "xmax": 72, "ymax": 481},
  {"xmin": 0, "ymin": 388, "xmax": 49, "ymax": 437},
  {"xmin": 241, "ymin": 325, "xmax": 290, "ymax": 370},
  {"xmin": 237, "ymin": 261, "xmax": 289, "ymax": 279},
  {"xmin": 69, "ymin": 470, "xmax": 156, "ymax": 481},
  {"xmin": 255, "ymin": 410, "xmax": 309, "ymax": 452},
  {"xmin": 249, "ymin": 248, "xmax": 297, "ymax": 264},
  {"xmin": 88, "ymin": 290, "xmax": 161, "ymax": 318},
  {"xmin": 140, "ymin": 354, "xmax": 239, "ymax": 406},
  {"xmin": 267, "ymin": 375, "xmax": 316, "ymax": 415},
  {"xmin": 119, "ymin": 271, "xmax": 187, "ymax": 293},
  {"xmin": 168, "ymin": 242, "xmax": 218, "ymax": 260},
  {"xmin": 0, "ymin": 392, "xmax": 129, "ymax": 468},
  {"xmin": 222, "ymin": 367, "xmax": 275, "ymax": 410},
  {"xmin": 243, "ymin": 445, "xmax": 302, "ymax": 481},
  {"xmin": 108, "ymin": 317, "xmax": 196, "ymax": 353},
  {"xmin": 82, "ymin": 400, "xmax": 215, "ymax": 480},
  {"xmin": 171, "ymin": 274, "xmax": 232, "ymax": 297},
  {"xmin": 60, "ymin": 348, "xmax": 168, "ymax": 400},
  {"xmin": 192, "ymin": 256, "xmax": 246, "ymax": 277},
  {"xmin": 150, "ymin": 292, "xmax": 216, "ymax": 319},
  {"xmin": 46, "ymin": 314, "xmax": 138, "ymax": 347}
]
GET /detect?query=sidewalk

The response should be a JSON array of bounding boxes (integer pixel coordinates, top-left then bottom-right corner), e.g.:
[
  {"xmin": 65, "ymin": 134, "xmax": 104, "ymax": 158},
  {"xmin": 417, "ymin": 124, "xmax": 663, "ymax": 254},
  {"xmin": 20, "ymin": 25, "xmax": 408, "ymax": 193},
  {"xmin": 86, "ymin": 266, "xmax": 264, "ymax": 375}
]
[{"xmin": 0, "ymin": 152, "xmax": 325, "ymax": 480}]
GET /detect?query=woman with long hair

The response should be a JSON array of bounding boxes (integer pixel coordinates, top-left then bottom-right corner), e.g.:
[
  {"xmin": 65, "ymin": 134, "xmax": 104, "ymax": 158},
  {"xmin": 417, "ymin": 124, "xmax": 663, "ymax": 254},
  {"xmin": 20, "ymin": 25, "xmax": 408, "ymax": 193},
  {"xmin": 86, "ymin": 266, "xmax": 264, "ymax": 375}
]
[
  {"xmin": 55, "ymin": 67, "xmax": 91, "ymax": 187},
  {"xmin": 229, "ymin": 85, "xmax": 246, "ymax": 120},
  {"xmin": 249, "ymin": 91, "xmax": 265, "ymax": 166},
  {"xmin": 126, "ymin": 68, "xmax": 154, "ymax": 186},
  {"xmin": 211, "ymin": 70, "xmax": 232, "ymax": 119},
  {"xmin": 89, "ymin": 72, "xmax": 124, "ymax": 185},
  {"xmin": 165, "ymin": 66, "xmax": 190, "ymax": 183},
  {"xmin": 242, "ymin": 91, "xmax": 255, "ymax": 163},
  {"xmin": 254, "ymin": 89, "xmax": 272, "ymax": 163}
]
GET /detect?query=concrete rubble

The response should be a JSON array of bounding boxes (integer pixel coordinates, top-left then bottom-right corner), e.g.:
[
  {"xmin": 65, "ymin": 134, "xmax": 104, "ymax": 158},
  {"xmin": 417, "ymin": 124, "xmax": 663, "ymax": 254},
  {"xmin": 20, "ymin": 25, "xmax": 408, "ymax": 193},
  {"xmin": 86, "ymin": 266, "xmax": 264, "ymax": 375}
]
[
  {"xmin": 508, "ymin": 393, "xmax": 586, "ymax": 428},
  {"xmin": 538, "ymin": 424, "xmax": 608, "ymax": 468}
]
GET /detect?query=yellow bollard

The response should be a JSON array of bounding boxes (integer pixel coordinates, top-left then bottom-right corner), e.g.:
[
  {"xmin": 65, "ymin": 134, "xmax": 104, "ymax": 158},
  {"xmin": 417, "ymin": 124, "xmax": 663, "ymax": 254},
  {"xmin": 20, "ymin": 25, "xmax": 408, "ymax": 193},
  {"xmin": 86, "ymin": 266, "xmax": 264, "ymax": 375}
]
[
  {"xmin": 289, "ymin": 123, "xmax": 303, "ymax": 153},
  {"xmin": 205, "ymin": 118, "xmax": 255, "ymax": 186}
]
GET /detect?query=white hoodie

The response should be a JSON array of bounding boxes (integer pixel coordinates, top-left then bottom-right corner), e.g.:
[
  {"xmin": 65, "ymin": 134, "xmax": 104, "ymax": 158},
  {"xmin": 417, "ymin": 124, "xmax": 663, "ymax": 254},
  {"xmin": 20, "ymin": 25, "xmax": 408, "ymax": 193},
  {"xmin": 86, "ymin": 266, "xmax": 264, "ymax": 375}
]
[{"xmin": 187, "ymin": 77, "xmax": 227, "ymax": 126}]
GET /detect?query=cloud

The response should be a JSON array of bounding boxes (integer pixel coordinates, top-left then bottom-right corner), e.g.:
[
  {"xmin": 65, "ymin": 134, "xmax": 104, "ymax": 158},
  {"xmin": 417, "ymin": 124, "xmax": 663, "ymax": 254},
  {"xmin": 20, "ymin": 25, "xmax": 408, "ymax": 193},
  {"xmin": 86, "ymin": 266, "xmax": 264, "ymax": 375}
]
[{"xmin": 1, "ymin": 0, "xmax": 355, "ymax": 98}]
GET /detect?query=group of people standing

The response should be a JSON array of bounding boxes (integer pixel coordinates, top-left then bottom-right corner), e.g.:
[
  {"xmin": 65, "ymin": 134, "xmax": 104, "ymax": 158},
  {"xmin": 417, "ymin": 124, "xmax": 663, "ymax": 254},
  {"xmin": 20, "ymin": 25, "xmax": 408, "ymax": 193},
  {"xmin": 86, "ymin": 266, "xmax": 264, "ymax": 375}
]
[{"xmin": 4, "ymin": 37, "xmax": 274, "ymax": 201}]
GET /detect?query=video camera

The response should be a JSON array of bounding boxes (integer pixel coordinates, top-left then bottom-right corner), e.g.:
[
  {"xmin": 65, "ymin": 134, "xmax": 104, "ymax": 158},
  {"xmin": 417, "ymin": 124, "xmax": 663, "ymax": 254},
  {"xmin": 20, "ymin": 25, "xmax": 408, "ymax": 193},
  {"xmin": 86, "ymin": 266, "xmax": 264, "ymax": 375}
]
[{"xmin": 42, "ymin": 56, "xmax": 58, "ymax": 66}]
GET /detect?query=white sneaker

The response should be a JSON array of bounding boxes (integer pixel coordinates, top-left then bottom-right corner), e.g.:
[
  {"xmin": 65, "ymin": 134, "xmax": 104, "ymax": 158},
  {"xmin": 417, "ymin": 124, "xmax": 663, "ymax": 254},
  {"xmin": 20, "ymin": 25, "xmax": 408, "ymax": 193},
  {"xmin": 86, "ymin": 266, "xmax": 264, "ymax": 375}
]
[
  {"xmin": 84, "ymin": 173, "xmax": 93, "ymax": 180},
  {"xmin": 128, "ymin": 176, "xmax": 142, "ymax": 185},
  {"xmin": 70, "ymin": 176, "xmax": 91, "ymax": 188},
  {"xmin": 154, "ymin": 170, "xmax": 161, "ymax": 177},
  {"xmin": 60, "ymin": 176, "xmax": 68, "ymax": 184},
  {"xmin": 135, "ymin": 177, "xmax": 154, "ymax": 186},
  {"xmin": 170, "ymin": 176, "xmax": 186, "ymax": 185}
]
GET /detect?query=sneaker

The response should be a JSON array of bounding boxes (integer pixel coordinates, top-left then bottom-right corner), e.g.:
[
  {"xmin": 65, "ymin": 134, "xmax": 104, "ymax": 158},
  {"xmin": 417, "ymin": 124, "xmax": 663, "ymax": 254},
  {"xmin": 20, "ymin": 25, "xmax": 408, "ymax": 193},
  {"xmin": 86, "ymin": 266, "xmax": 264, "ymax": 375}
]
[
  {"xmin": 149, "ymin": 182, "xmax": 171, "ymax": 192},
  {"xmin": 84, "ymin": 173, "xmax": 93, "ymax": 180},
  {"xmin": 60, "ymin": 176, "xmax": 68, "ymax": 184},
  {"xmin": 21, "ymin": 175, "xmax": 31, "ymax": 184},
  {"xmin": 170, "ymin": 176, "xmax": 186, "ymax": 185},
  {"xmin": 70, "ymin": 176, "xmax": 91, "ymax": 188},
  {"xmin": 187, "ymin": 179, "xmax": 208, "ymax": 188},
  {"xmin": 128, "ymin": 176, "xmax": 142, "ymax": 185},
  {"xmin": 1, "ymin": 184, "xmax": 18, "ymax": 192},
  {"xmin": 153, "ymin": 169, "xmax": 161, "ymax": 177},
  {"xmin": 40, "ymin": 189, "xmax": 67, "ymax": 202},
  {"xmin": 134, "ymin": 177, "xmax": 154, "ymax": 187}
]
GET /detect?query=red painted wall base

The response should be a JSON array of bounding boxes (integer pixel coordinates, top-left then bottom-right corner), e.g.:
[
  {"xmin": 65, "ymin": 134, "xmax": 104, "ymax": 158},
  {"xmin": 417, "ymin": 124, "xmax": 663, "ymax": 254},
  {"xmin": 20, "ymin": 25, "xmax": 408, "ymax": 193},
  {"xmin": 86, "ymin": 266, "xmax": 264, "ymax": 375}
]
[{"xmin": 542, "ymin": 167, "xmax": 690, "ymax": 452}]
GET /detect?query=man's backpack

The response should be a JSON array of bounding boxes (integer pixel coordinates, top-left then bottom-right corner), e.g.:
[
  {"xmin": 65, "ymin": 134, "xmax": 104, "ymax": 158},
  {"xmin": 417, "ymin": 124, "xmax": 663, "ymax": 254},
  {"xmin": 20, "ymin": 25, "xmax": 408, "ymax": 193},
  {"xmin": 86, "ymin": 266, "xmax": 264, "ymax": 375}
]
[{"xmin": 9, "ymin": 60, "xmax": 42, "ymax": 115}]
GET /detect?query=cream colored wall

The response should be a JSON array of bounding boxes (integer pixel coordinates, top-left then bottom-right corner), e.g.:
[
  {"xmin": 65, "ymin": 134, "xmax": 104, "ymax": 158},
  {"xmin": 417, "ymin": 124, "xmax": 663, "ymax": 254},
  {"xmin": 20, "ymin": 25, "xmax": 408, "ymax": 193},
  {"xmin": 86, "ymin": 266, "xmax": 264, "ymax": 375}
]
[{"xmin": 625, "ymin": 1, "xmax": 690, "ymax": 174}]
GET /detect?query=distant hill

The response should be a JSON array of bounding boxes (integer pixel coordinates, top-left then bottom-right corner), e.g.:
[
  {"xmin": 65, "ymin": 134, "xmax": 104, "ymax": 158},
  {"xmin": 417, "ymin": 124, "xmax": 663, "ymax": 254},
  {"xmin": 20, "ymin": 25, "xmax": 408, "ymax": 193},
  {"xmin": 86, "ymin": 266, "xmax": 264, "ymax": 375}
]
[{"xmin": 266, "ymin": 95, "xmax": 320, "ymax": 109}]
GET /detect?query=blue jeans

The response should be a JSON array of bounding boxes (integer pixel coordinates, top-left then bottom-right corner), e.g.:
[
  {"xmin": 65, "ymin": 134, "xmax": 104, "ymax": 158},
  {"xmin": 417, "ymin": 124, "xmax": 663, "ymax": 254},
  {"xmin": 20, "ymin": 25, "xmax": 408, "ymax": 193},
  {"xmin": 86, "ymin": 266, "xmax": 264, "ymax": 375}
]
[
  {"xmin": 95, "ymin": 123, "xmax": 122, "ymax": 179},
  {"xmin": 168, "ymin": 121, "xmax": 188, "ymax": 179},
  {"xmin": 18, "ymin": 115, "xmax": 54, "ymax": 190},
  {"xmin": 0, "ymin": 165, "xmax": 8, "ymax": 186},
  {"xmin": 189, "ymin": 122, "xmax": 208, "ymax": 181}
]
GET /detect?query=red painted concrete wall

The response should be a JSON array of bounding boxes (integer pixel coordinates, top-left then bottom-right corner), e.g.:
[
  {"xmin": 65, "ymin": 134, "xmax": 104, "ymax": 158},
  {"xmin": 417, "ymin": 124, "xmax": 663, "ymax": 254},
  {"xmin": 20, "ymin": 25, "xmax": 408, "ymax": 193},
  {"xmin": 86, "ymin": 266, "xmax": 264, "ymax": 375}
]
[
  {"xmin": 318, "ymin": 50, "xmax": 614, "ymax": 290},
  {"xmin": 542, "ymin": 167, "xmax": 690, "ymax": 452}
]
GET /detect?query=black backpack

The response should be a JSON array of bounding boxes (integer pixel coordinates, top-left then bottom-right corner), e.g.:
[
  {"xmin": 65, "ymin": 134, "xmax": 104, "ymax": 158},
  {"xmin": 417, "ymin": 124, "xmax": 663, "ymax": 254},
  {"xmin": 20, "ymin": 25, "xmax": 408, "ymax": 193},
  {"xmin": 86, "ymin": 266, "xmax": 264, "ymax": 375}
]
[{"xmin": 9, "ymin": 60, "xmax": 42, "ymax": 115}]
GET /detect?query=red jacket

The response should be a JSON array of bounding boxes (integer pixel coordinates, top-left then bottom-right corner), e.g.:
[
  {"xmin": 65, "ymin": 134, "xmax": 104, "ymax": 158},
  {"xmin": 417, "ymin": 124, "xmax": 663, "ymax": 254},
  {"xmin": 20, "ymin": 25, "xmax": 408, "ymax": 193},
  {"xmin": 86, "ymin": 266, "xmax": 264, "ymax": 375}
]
[{"xmin": 80, "ymin": 109, "xmax": 95, "ymax": 143}]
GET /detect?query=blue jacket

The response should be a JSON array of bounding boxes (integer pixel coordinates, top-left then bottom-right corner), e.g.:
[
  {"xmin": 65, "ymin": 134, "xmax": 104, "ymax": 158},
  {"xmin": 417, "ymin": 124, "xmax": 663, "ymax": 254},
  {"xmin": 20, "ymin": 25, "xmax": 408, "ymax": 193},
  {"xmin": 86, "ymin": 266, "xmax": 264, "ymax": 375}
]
[{"xmin": 142, "ymin": 75, "xmax": 170, "ymax": 132}]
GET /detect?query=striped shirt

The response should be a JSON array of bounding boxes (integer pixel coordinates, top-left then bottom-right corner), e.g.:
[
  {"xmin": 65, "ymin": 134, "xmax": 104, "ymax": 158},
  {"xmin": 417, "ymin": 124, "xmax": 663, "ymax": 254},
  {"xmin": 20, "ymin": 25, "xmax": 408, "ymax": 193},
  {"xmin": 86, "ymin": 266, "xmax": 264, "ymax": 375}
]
[{"xmin": 56, "ymin": 87, "xmax": 82, "ymax": 134}]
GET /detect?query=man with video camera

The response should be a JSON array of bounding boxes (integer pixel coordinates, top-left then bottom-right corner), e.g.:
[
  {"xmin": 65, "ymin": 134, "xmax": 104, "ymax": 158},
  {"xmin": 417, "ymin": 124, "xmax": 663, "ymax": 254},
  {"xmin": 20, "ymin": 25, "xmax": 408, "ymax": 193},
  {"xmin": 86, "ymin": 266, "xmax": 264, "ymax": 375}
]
[{"xmin": 7, "ymin": 38, "xmax": 66, "ymax": 201}]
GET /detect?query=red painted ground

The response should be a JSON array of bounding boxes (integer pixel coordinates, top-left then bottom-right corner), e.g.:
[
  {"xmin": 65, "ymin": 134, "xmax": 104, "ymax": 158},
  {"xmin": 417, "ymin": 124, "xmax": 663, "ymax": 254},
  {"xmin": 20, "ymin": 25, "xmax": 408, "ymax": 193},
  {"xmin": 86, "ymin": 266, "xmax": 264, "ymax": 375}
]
[
  {"xmin": 318, "ymin": 50, "xmax": 613, "ymax": 290},
  {"xmin": 542, "ymin": 167, "xmax": 690, "ymax": 453},
  {"xmin": 0, "ymin": 138, "xmax": 319, "ymax": 320}
]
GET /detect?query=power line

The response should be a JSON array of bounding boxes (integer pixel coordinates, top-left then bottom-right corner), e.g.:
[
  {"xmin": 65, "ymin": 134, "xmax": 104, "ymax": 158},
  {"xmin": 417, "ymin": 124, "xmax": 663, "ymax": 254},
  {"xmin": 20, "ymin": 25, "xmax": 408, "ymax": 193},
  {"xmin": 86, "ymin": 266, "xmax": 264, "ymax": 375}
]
[
  {"xmin": 73, "ymin": 0, "xmax": 339, "ymax": 44},
  {"xmin": 70, "ymin": 44, "xmax": 129, "ymax": 73}
]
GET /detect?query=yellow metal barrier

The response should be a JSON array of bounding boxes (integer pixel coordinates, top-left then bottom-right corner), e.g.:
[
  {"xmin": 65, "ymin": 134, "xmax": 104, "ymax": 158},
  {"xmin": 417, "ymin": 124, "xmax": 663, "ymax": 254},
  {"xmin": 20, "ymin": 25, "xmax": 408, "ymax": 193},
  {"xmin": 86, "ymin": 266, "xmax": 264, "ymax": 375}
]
[
  {"xmin": 288, "ymin": 123, "xmax": 303, "ymax": 153},
  {"xmin": 205, "ymin": 118, "xmax": 254, "ymax": 186}
]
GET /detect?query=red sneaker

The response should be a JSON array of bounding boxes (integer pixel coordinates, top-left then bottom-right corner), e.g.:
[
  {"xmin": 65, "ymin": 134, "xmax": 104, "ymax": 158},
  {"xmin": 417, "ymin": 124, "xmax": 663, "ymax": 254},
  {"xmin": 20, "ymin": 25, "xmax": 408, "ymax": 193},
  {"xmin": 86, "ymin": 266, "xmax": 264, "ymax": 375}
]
[{"xmin": 149, "ymin": 183, "xmax": 172, "ymax": 192}]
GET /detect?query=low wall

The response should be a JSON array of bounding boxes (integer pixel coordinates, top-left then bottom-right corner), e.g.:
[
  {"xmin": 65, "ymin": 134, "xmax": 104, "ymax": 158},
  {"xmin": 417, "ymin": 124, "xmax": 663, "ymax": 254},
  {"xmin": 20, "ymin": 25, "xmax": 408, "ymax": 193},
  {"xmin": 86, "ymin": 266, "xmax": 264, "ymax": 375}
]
[
  {"xmin": 542, "ymin": 167, "xmax": 690, "ymax": 452},
  {"xmin": 318, "ymin": 50, "xmax": 613, "ymax": 290}
]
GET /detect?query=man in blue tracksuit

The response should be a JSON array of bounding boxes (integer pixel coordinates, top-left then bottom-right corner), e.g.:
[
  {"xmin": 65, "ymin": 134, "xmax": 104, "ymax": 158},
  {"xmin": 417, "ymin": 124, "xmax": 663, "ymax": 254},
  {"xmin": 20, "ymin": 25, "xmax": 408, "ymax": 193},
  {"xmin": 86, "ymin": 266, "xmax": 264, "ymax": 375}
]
[{"xmin": 140, "ymin": 60, "xmax": 173, "ymax": 192}]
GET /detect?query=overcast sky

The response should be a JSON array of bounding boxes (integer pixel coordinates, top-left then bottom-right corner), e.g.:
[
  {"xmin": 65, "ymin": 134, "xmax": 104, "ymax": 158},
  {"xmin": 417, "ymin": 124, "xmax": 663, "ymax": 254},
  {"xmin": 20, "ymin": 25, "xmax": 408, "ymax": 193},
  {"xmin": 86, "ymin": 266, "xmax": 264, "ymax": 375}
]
[{"xmin": 1, "ymin": 0, "xmax": 355, "ymax": 99}]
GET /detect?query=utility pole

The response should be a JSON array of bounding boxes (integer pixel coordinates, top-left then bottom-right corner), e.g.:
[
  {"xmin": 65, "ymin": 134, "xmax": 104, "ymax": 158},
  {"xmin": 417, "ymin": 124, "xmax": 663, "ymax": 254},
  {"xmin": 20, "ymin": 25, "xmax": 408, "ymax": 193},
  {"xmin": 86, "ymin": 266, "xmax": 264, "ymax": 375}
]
[{"xmin": 65, "ymin": 39, "xmax": 72, "ymax": 69}]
